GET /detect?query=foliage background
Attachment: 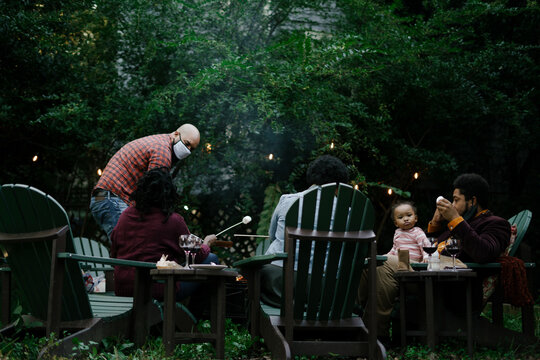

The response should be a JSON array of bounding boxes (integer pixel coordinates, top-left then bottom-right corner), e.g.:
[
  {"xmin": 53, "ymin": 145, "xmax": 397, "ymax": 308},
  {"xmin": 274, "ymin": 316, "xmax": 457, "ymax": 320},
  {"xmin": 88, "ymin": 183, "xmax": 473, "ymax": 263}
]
[{"xmin": 1, "ymin": 0, "xmax": 539, "ymax": 292}]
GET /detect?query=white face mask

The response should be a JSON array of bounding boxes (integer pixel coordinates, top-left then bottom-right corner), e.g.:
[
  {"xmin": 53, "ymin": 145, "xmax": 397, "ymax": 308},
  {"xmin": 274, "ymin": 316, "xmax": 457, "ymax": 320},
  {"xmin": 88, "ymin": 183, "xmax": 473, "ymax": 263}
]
[{"xmin": 173, "ymin": 139, "xmax": 191, "ymax": 160}]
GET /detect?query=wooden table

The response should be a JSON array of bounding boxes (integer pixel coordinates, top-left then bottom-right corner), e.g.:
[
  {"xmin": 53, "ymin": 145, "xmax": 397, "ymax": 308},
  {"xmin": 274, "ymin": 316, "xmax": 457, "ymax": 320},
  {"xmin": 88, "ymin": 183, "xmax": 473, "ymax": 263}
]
[
  {"xmin": 150, "ymin": 267, "xmax": 238, "ymax": 358},
  {"xmin": 394, "ymin": 270, "xmax": 477, "ymax": 357}
]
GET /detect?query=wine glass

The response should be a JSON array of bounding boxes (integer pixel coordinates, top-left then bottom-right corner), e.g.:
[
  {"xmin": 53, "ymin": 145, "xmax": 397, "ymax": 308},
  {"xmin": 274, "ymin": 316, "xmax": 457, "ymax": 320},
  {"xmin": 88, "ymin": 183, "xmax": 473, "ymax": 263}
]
[
  {"xmin": 190, "ymin": 236, "xmax": 202, "ymax": 266},
  {"xmin": 179, "ymin": 234, "xmax": 195, "ymax": 269},
  {"xmin": 423, "ymin": 237, "xmax": 438, "ymax": 271},
  {"xmin": 446, "ymin": 237, "xmax": 460, "ymax": 271}
]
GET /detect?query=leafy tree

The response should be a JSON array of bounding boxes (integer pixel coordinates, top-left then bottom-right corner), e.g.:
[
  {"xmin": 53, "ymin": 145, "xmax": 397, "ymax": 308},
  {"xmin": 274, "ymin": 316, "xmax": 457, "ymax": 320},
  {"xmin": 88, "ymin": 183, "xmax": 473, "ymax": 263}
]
[{"xmin": 1, "ymin": 1, "xmax": 538, "ymax": 267}]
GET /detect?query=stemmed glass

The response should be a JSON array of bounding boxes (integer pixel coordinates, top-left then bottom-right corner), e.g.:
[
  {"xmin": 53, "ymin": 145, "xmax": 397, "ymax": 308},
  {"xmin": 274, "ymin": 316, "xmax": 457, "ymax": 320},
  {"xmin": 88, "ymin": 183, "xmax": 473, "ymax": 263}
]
[
  {"xmin": 423, "ymin": 237, "xmax": 438, "ymax": 271},
  {"xmin": 179, "ymin": 234, "xmax": 198, "ymax": 269},
  {"xmin": 446, "ymin": 237, "xmax": 460, "ymax": 271},
  {"xmin": 190, "ymin": 236, "xmax": 202, "ymax": 266}
]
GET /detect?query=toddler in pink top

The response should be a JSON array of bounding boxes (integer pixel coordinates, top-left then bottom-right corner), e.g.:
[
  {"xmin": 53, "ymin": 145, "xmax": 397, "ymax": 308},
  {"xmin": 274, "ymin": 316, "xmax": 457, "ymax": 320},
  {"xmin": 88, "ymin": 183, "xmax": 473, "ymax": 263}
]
[{"xmin": 386, "ymin": 201, "xmax": 429, "ymax": 262}]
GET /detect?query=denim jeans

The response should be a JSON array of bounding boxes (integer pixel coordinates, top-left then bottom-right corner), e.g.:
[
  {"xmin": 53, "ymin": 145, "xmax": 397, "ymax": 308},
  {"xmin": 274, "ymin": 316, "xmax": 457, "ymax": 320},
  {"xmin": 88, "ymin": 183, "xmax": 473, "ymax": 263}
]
[{"xmin": 90, "ymin": 195, "xmax": 129, "ymax": 240}]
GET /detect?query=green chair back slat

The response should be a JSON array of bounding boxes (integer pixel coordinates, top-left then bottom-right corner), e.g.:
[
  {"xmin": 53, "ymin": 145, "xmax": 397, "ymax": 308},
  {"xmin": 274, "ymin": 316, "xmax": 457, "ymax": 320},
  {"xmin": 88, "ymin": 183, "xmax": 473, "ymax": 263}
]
[
  {"xmin": 318, "ymin": 241, "xmax": 342, "ymax": 320},
  {"xmin": 74, "ymin": 237, "xmax": 111, "ymax": 278},
  {"xmin": 0, "ymin": 184, "xmax": 93, "ymax": 321},
  {"xmin": 348, "ymin": 188, "xmax": 375, "ymax": 231},
  {"xmin": 305, "ymin": 240, "xmax": 327, "ymax": 320},
  {"xmin": 316, "ymin": 185, "xmax": 335, "ymax": 231},
  {"xmin": 330, "ymin": 241, "xmax": 356, "ymax": 319},
  {"xmin": 300, "ymin": 190, "xmax": 317, "ymax": 230},
  {"xmin": 281, "ymin": 183, "xmax": 374, "ymax": 323},
  {"xmin": 332, "ymin": 184, "xmax": 353, "ymax": 231},
  {"xmin": 343, "ymin": 242, "xmax": 368, "ymax": 317},
  {"xmin": 294, "ymin": 239, "xmax": 311, "ymax": 317},
  {"xmin": 507, "ymin": 210, "xmax": 532, "ymax": 257}
]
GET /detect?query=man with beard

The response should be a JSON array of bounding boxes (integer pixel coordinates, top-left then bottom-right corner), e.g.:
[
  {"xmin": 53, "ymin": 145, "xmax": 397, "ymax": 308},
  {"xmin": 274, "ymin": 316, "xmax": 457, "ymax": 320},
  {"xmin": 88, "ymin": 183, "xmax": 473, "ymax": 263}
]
[
  {"xmin": 359, "ymin": 173, "xmax": 512, "ymax": 343},
  {"xmin": 90, "ymin": 123, "xmax": 200, "ymax": 240},
  {"xmin": 429, "ymin": 172, "xmax": 510, "ymax": 263}
]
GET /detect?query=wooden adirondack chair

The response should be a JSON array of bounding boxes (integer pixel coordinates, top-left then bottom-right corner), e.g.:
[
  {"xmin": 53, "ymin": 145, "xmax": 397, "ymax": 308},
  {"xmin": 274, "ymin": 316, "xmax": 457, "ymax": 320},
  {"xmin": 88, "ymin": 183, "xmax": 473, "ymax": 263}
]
[
  {"xmin": 234, "ymin": 183, "xmax": 386, "ymax": 360},
  {"xmin": 0, "ymin": 184, "xmax": 160, "ymax": 357},
  {"xmin": 465, "ymin": 210, "xmax": 535, "ymax": 339}
]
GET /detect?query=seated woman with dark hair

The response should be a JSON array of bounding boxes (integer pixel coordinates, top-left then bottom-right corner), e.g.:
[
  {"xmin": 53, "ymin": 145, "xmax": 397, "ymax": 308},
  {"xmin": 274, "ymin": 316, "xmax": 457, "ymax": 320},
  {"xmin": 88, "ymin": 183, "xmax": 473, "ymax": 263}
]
[{"xmin": 110, "ymin": 168, "xmax": 219, "ymax": 301}]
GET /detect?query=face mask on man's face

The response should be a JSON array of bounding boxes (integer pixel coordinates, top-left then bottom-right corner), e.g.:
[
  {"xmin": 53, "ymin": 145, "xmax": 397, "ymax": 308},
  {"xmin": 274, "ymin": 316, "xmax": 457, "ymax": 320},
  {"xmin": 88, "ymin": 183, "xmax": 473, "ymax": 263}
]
[{"xmin": 173, "ymin": 139, "xmax": 191, "ymax": 160}]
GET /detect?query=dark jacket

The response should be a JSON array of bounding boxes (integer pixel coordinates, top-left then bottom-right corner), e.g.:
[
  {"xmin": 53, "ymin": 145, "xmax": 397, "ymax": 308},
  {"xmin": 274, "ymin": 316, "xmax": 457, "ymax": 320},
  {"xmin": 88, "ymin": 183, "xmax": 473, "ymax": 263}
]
[{"xmin": 429, "ymin": 210, "xmax": 511, "ymax": 263}]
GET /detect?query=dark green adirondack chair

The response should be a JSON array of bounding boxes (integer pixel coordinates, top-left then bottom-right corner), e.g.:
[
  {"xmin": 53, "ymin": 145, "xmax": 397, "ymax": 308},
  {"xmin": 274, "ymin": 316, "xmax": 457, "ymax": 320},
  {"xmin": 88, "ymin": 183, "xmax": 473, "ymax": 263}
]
[
  {"xmin": 234, "ymin": 183, "xmax": 386, "ymax": 360},
  {"xmin": 0, "ymin": 184, "xmax": 160, "ymax": 357},
  {"xmin": 466, "ymin": 210, "xmax": 535, "ymax": 339}
]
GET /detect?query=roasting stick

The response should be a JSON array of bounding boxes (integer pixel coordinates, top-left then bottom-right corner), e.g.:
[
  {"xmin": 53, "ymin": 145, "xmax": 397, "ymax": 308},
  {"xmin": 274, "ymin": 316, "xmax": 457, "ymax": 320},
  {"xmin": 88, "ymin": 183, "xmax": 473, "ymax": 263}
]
[{"xmin": 215, "ymin": 216, "xmax": 252, "ymax": 236}]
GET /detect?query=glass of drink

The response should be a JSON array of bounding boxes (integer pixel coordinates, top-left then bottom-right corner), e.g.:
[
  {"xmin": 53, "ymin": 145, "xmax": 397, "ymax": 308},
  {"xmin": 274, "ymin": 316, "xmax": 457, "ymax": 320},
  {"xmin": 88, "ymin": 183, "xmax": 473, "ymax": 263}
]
[
  {"xmin": 446, "ymin": 237, "xmax": 460, "ymax": 271},
  {"xmin": 179, "ymin": 234, "xmax": 195, "ymax": 269},
  {"xmin": 423, "ymin": 237, "xmax": 438, "ymax": 271},
  {"xmin": 190, "ymin": 236, "xmax": 202, "ymax": 266}
]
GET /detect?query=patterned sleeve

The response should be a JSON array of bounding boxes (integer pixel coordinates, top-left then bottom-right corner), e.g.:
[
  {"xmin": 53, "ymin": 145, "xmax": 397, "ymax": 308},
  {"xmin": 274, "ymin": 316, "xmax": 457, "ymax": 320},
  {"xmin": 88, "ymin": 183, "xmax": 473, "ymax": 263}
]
[
  {"xmin": 416, "ymin": 228, "xmax": 429, "ymax": 261},
  {"xmin": 148, "ymin": 137, "xmax": 172, "ymax": 170}
]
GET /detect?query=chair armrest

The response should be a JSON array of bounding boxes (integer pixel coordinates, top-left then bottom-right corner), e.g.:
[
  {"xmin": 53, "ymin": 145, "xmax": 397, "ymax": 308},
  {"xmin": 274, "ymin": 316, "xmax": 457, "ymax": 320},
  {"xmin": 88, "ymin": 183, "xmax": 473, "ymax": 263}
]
[
  {"xmin": 233, "ymin": 253, "xmax": 287, "ymax": 269},
  {"xmin": 465, "ymin": 262, "xmax": 536, "ymax": 269},
  {"xmin": 411, "ymin": 263, "xmax": 427, "ymax": 270},
  {"xmin": 364, "ymin": 255, "xmax": 388, "ymax": 266},
  {"xmin": 57, "ymin": 252, "xmax": 157, "ymax": 269},
  {"xmin": 0, "ymin": 226, "xmax": 69, "ymax": 243}
]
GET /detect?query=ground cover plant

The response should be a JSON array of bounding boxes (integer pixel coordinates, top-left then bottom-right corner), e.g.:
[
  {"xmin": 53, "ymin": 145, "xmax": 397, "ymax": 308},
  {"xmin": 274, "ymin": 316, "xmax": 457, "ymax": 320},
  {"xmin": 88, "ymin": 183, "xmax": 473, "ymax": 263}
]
[{"xmin": 0, "ymin": 305, "xmax": 538, "ymax": 359}]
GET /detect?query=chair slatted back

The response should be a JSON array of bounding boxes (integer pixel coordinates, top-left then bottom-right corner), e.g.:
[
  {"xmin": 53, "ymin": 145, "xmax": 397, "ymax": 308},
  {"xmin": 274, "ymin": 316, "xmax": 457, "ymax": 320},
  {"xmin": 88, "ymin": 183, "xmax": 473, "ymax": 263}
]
[
  {"xmin": 0, "ymin": 184, "xmax": 92, "ymax": 321},
  {"xmin": 283, "ymin": 183, "xmax": 375, "ymax": 321},
  {"xmin": 507, "ymin": 210, "xmax": 532, "ymax": 257},
  {"xmin": 73, "ymin": 237, "xmax": 111, "ymax": 278}
]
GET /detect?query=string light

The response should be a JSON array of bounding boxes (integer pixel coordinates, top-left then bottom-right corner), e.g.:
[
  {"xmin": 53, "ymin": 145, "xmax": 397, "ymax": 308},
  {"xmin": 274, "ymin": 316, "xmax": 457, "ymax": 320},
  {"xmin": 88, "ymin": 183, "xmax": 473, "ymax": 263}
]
[
  {"xmin": 184, "ymin": 205, "xmax": 189, "ymax": 211},
  {"xmin": 205, "ymin": 143, "xmax": 212, "ymax": 152},
  {"xmin": 268, "ymin": 153, "xmax": 274, "ymax": 160},
  {"xmin": 387, "ymin": 188, "xmax": 393, "ymax": 195},
  {"xmin": 414, "ymin": 172, "xmax": 419, "ymax": 179},
  {"xmin": 330, "ymin": 142, "xmax": 335, "ymax": 150},
  {"xmin": 97, "ymin": 169, "xmax": 102, "ymax": 176},
  {"xmin": 354, "ymin": 184, "xmax": 359, "ymax": 190},
  {"xmin": 32, "ymin": 155, "xmax": 38, "ymax": 162}
]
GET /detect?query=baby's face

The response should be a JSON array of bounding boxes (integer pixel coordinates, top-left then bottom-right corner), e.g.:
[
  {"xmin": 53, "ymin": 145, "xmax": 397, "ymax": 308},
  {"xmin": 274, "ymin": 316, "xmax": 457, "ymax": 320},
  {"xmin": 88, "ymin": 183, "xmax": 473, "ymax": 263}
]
[{"xmin": 393, "ymin": 204, "xmax": 418, "ymax": 230}]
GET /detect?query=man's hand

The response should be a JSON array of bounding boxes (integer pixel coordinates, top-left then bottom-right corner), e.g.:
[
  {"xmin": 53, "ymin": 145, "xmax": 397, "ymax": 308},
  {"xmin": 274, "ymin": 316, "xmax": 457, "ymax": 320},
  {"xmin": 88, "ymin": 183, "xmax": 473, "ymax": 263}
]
[
  {"xmin": 203, "ymin": 234, "xmax": 217, "ymax": 247},
  {"xmin": 435, "ymin": 198, "xmax": 460, "ymax": 222}
]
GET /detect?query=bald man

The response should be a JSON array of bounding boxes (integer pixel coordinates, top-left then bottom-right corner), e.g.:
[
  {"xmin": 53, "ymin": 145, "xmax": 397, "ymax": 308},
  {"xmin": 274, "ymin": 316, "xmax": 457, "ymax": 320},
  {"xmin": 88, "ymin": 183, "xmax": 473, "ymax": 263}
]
[{"xmin": 90, "ymin": 124, "xmax": 200, "ymax": 239}]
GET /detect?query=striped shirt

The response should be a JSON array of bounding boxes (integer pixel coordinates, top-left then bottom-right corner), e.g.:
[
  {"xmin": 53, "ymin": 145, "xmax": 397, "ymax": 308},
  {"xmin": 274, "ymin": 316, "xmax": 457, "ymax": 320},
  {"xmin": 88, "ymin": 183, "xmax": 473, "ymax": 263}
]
[
  {"xmin": 386, "ymin": 226, "xmax": 429, "ymax": 262},
  {"xmin": 94, "ymin": 134, "xmax": 174, "ymax": 205}
]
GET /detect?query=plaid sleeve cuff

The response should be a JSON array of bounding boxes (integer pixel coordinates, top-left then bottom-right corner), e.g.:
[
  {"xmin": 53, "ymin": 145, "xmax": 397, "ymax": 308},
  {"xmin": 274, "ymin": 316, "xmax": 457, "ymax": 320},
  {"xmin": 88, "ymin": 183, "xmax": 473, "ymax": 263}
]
[{"xmin": 447, "ymin": 216, "xmax": 464, "ymax": 231}]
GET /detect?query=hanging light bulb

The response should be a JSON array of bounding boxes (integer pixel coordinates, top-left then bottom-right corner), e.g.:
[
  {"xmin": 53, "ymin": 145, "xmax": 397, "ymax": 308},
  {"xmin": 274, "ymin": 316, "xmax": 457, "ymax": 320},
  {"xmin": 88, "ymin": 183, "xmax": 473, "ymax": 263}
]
[
  {"xmin": 354, "ymin": 184, "xmax": 359, "ymax": 190},
  {"xmin": 414, "ymin": 172, "xmax": 419, "ymax": 180},
  {"xmin": 330, "ymin": 142, "xmax": 335, "ymax": 150},
  {"xmin": 387, "ymin": 188, "xmax": 393, "ymax": 195},
  {"xmin": 268, "ymin": 153, "xmax": 274, "ymax": 160},
  {"xmin": 206, "ymin": 143, "xmax": 212, "ymax": 152},
  {"xmin": 32, "ymin": 155, "xmax": 38, "ymax": 162},
  {"xmin": 97, "ymin": 168, "xmax": 102, "ymax": 176}
]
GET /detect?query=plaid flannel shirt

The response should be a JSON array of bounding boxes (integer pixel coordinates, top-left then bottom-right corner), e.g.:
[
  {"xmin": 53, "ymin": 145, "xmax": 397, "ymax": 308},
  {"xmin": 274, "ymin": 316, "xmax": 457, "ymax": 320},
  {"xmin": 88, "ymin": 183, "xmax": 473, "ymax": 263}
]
[{"xmin": 94, "ymin": 134, "xmax": 173, "ymax": 205}]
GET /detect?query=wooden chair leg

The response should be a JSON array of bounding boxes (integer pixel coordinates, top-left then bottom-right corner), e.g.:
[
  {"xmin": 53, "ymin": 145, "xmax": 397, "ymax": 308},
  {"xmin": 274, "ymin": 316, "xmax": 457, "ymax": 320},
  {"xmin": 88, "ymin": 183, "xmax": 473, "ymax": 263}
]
[
  {"xmin": 522, "ymin": 305, "xmax": 535, "ymax": 338},
  {"xmin": 491, "ymin": 283, "xmax": 504, "ymax": 326}
]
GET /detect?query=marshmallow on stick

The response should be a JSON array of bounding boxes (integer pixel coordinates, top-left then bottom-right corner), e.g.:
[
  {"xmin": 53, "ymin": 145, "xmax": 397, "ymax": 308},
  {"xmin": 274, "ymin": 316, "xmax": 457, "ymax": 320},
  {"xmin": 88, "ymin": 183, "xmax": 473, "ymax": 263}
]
[{"xmin": 216, "ymin": 216, "xmax": 252, "ymax": 236}]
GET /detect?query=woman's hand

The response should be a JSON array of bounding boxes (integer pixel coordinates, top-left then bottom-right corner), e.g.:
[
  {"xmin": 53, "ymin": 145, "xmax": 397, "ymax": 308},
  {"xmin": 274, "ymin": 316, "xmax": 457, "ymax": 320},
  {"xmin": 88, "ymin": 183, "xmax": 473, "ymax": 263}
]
[{"xmin": 203, "ymin": 234, "xmax": 217, "ymax": 247}]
